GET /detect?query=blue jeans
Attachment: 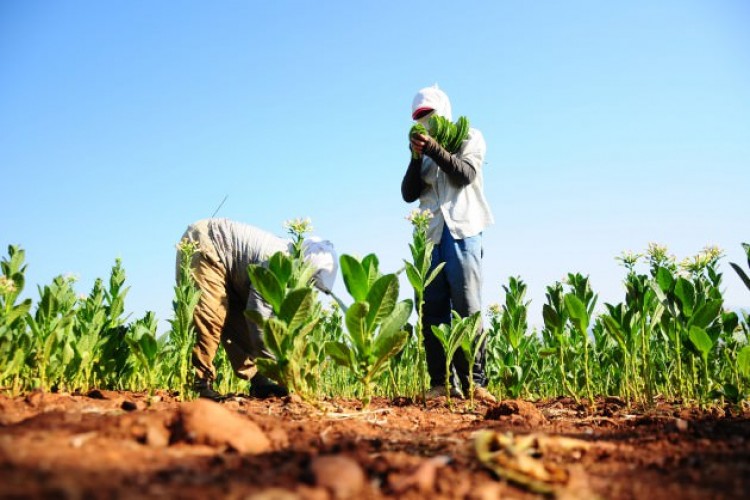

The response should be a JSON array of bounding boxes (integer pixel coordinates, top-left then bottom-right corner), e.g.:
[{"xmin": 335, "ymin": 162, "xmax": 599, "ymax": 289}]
[{"xmin": 422, "ymin": 224, "xmax": 487, "ymax": 391}]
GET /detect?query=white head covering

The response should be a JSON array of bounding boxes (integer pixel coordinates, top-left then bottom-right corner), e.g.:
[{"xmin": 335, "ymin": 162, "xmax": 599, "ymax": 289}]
[
  {"xmin": 411, "ymin": 84, "xmax": 452, "ymax": 121},
  {"xmin": 302, "ymin": 237, "xmax": 338, "ymax": 294}
]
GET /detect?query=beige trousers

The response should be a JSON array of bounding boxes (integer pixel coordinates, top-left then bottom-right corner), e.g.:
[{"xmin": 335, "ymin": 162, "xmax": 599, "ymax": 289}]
[{"xmin": 179, "ymin": 221, "xmax": 258, "ymax": 382}]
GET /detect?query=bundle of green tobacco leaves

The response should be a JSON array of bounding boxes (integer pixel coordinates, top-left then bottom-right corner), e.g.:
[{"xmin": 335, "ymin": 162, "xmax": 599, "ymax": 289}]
[{"xmin": 409, "ymin": 115, "xmax": 469, "ymax": 159}]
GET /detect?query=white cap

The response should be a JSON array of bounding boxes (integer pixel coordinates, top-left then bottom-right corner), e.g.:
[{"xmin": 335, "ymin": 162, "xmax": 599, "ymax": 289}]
[
  {"xmin": 411, "ymin": 84, "xmax": 452, "ymax": 121},
  {"xmin": 302, "ymin": 237, "xmax": 338, "ymax": 293}
]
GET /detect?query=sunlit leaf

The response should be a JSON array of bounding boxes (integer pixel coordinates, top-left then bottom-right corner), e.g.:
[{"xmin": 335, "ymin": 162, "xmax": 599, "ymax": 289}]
[
  {"xmin": 340, "ymin": 255, "xmax": 368, "ymax": 302},
  {"xmin": 279, "ymin": 287, "xmax": 313, "ymax": 332},
  {"xmin": 365, "ymin": 274, "xmax": 399, "ymax": 331},
  {"xmin": 345, "ymin": 301, "xmax": 369, "ymax": 353},
  {"xmin": 738, "ymin": 346, "xmax": 750, "ymax": 379},
  {"xmin": 247, "ymin": 266, "xmax": 283, "ymax": 314},
  {"xmin": 688, "ymin": 326, "xmax": 712, "ymax": 358}
]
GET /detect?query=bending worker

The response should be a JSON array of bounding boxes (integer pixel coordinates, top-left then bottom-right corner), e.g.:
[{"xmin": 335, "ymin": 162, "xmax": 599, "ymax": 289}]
[{"xmin": 177, "ymin": 218, "xmax": 337, "ymax": 400}]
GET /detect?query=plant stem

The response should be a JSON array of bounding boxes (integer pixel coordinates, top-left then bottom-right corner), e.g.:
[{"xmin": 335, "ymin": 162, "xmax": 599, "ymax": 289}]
[
  {"xmin": 583, "ymin": 337, "xmax": 594, "ymax": 409},
  {"xmin": 641, "ymin": 316, "xmax": 653, "ymax": 407},
  {"xmin": 415, "ymin": 292, "xmax": 427, "ymax": 407}
]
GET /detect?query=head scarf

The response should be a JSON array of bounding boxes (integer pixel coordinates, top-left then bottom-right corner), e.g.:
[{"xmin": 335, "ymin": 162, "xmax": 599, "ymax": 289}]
[
  {"xmin": 411, "ymin": 84, "xmax": 452, "ymax": 121},
  {"xmin": 302, "ymin": 237, "xmax": 338, "ymax": 294}
]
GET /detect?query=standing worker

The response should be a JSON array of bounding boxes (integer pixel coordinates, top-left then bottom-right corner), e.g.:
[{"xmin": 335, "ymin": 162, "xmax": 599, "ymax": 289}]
[
  {"xmin": 401, "ymin": 84, "xmax": 496, "ymax": 402},
  {"xmin": 177, "ymin": 218, "xmax": 338, "ymax": 400}
]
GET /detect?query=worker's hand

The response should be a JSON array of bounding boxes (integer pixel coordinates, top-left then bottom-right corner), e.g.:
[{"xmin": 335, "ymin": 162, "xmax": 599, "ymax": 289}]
[{"xmin": 410, "ymin": 133, "xmax": 431, "ymax": 157}]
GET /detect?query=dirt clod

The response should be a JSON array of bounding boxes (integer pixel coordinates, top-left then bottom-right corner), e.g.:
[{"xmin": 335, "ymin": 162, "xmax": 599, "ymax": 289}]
[
  {"xmin": 674, "ymin": 418, "xmax": 689, "ymax": 432},
  {"xmin": 145, "ymin": 423, "xmax": 170, "ymax": 447},
  {"xmin": 388, "ymin": 455, "xmax": 449, "ymax": 494},
  {"xmin": 485, "ymin": 399, "xmax": 547, "ymax": 426},
  {"xmin": 171, "ymin": 399, "xmax": 271, "ymax": 453},
  {"xmin": 24, "ymin": 390, "xmax": 44, "ymax": 407},
  {"xmin": 121, "ymin": 400, "xmax": 146, "ymax": 412},
  {"xmin": 310, "ymin": 455, "xmax": 365, "ymax": 499}
]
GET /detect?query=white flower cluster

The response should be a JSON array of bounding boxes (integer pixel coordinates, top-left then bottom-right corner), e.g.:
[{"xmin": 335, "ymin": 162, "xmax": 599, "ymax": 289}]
[
  {"xmin": 0, "ymin": 276, "xmax": 17, "ymax": 295},
  {"xmin": 405, "ymin": 209, "xmax": 434, "ymax": 232},
  {"xmin": 176, "ymin": 238, "xmax": 200, "ymax": 255},
  {"xmin": 284, "ymin": 217, "xmax": 313, "ymax": 237}
]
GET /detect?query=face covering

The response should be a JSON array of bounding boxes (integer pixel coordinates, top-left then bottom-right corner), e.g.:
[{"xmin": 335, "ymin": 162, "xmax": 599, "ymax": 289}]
[
  {"xmin": 416, "ymin": 110, "xmax": 434, "ymax": 130},
  {"xmin": 411, "ymin": 84, "xmax": 453, "ymax": 122}
]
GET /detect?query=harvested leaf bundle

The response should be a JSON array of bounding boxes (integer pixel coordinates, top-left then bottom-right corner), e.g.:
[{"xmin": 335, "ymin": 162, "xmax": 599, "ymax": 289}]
[
  {"xmin": 409, "ymin": 123, "xmax": 428, "ymax": 159},
  {"xmin": 409, "ymin": 116, "xmax": 470, "ymax": 159}
]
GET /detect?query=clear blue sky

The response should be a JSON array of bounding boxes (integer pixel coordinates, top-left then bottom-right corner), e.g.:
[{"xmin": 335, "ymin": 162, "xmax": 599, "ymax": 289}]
[{"xmin": 2, "ymin": 1, "xmax": 749, "ymax": 333}]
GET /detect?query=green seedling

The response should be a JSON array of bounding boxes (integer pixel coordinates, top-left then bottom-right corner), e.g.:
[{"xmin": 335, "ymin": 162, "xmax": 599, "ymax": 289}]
[{"xmin": 431, "ymin": 311, "xmax": 475, "ymax": 407}]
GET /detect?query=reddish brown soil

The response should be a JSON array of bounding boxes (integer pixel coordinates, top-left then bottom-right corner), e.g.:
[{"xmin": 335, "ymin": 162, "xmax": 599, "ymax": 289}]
[{"xmin": 0, "ymin": 390, "xmax": 748, "ymax": 499}]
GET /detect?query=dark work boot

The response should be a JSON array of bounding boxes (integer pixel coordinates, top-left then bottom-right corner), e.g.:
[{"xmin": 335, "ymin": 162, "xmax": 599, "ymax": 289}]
[
  {"xmin": 248, "ymin": 374, "xmax": 289, "ymax": 399},
  {"xmin": 194, "ymin": 378, "xmax": 223, "ymax": 402}
]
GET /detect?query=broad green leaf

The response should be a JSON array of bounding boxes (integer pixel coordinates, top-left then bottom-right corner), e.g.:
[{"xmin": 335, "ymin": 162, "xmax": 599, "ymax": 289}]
[
  {"xmin": 542, "ymin": 304, "xmax": 560, "ymax": 331},
  {"xmin": 601, "ymin": 315, "xmax": 626, "ymax": 350},
  {"xmin": 378, "ymin": 300, "xmax": 412, "ymax": 340},
  {"xmin": 408, "ymin": 242, "xmax": 423, "ymax": 267},
  {"xmin": 721, "ymin": 311, "xmax": 739, "ymax": 335},
  {"xmin": 404, "ymin": 262, "xmax": 423, "ymax": 292},
  {"xmin": 263, "ymin": 318, "xmax": 287, "ymax": 359},
  {"xmin": 651, "ymin": 303, "xmax": 665, "ymax": 328},
  {"xmin": 365, "ymin": 274, "xmax": 399, "ymax": 331},
  {"xmin": 738, "ymin": 346, "xmax": 750, "ymax": 379},
  {"xmin": 430, "ymin": 324, "xmax": 450, "ymax": 350},
  {"xmin": 564, "ymin": 293, "xmax": 589, "ymax": 333},
  {"xmin": 255, "ymin": 357, "xmax": 283, "ymax": 385},
  {"xmin": 690, "ymin": 299, "xmax": 722, "ymax": 329},
  {"xmin": 655, "ymin": 267, "xmax": 674, "ymax": 293},
  {"xmin": 448, "ymin": 322, "xmax": 472, "ymax": 358},
  {"xmin": 247, "ymin": 266, "xmax": 284, "ymax": 314},
  {"xmin": 325, "ymin": 341, "xmax": 354, "ymax": 368},
  {"xmin": 424, "ymin": 262, "xmax": 445, "ymax": 289},
  {"xmin": 370, "ymin": 329, "xmax": 408, "ymax": 376},
  {"xmin": 268, "ymin": 251, "xmax": 293, "ymax": 287},
  {"xmin": 688, "ymin": 326, "xmax": 712, "ymax": 358},
  {"xmin": 340, "ymin": 255, "xmax": 368, "ymax": 302},
  {"xmin": 5, "ymin": 299, "xmax": 31, "ymax": 327},
  {"xmin": 461, "ymin": 313, "xmax": 485, "ymax": 357},
  {"xmin": 279, "ymin": 287, "xmax": 314, "ymax": 332},
  {"xmin": 362, "ymin": 253, "xmax": 380, "ymax": 288},
  {"xmin": 141, "ymin": 334, "xmax": 158, "ymax": 362},
  {"xmin": 345, "ymin": 301, "xmax": 369, "ymax": 353},
  {"xmin": 674, "ymin": 277, "xmax": 695, "ymax": 317}
]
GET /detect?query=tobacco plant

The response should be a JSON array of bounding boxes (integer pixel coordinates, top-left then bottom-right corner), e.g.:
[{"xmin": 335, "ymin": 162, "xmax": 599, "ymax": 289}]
[
  {"xmin": 403, "ymin": 208, "xmax": 444, "ymax": 404},
  {"xmin": 71, "ymin": 277, "xmax": 108, "ymax": 390},
  {"xmin": 93, "ymin": 259, "xmax": 132, "ymax": 388},
  {"xmin": 0, "ymin": 246, "xmax": 33, "ymax": 391},
  {"xmin": 245, "ymin": 218, "xmax": 323, "ymax": 399},
  {"xmin": 125, "ymin": 311, "xmax": 160, "ymax": 393},
  {"xmin": 563, "ymin": 273, "xmax": 598, "ymax": 408},
  {"xmin": 325, "ymin": 253, "xmax": 412, "ymax": 406},
  {"xmin": 165, "ymin": 238, "xmax": 201, "ymax": 397},
  {"xmin": 431, "ymin": 310, "xmax": 476, "ymax": 407},
  {"xmin": 650, "ymin": 247, "xmax": 725, "ymax": 404},
  {"xmin": 496, "ymin": 277, "xmax": 533, "ymax": 399},
  {"xmin": 541, "ymin": 282, "xmax": 578, "ymax": 402},
  {"xmin": 460, "ymin": 311, "xmax": 490, "ymax": 407},
  {"xmin": 26, "ymin": 275, "xmax": 78, "ymax": 391}
]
